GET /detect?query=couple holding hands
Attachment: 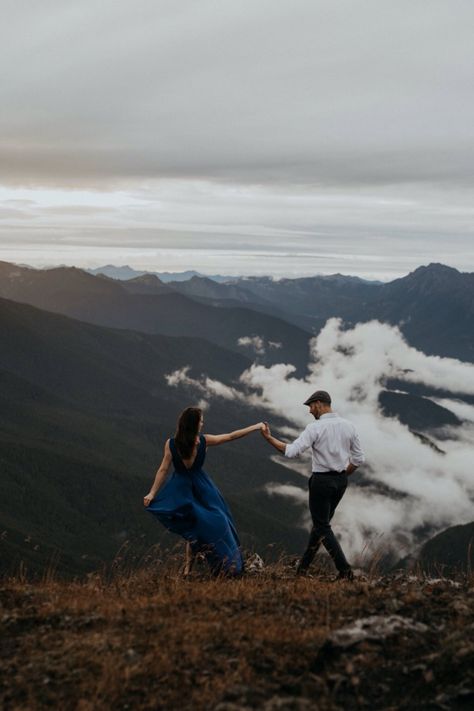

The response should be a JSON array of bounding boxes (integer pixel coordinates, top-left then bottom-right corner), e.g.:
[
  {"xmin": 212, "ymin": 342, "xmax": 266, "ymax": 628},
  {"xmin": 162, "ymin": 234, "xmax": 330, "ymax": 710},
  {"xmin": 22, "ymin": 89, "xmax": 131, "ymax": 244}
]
[{"xmin": 144, "ymin": 390, "xmax": 364, "ymax": 579}]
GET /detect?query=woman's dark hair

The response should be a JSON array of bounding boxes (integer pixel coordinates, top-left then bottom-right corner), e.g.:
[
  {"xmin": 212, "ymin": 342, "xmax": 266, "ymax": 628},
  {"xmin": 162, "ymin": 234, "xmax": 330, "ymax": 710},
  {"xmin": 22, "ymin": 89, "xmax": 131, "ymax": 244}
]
[{"xmin": 175, "ymin": 407, "xmax": 202, "ymax": 459}]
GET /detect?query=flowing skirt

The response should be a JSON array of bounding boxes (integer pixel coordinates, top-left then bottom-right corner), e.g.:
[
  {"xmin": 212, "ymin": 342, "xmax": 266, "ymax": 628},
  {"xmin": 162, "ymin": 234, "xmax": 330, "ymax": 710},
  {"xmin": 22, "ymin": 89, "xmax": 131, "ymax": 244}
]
[{"xmin": 147, "ymin": 469, "xmax": 243, "ymax": 576}]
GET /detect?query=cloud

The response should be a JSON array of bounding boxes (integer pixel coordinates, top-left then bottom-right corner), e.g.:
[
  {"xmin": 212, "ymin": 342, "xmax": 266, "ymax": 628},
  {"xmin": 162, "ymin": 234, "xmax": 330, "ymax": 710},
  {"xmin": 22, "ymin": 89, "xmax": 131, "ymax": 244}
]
[
  {"xmin": 241, "ymin": 319, "xmax": 474, "ymax": 560},
  {"xmin": 237, "ymin": 336, "xmax": 266, "ymax": 356},
  {"xmin": 1, "ymin": 1, "xmax": 473, "ymax": 188},
  {"xmin": 165, "ymin": 365, "xmax": 258, "ymax": 405},
  {"xmin": 241, "ymin": 318, "xmax": 474, "ymax": 415},
  {"xmin": 1, "ymin": 2, "xmax": 473, "ymax": 276},
  {"xmin": 237, "ymin": 335, "xmax": 282, "ymax": 356},
  {"xmin": 1, "ymin": 179, "xmax": 473, "ymax": 279}
]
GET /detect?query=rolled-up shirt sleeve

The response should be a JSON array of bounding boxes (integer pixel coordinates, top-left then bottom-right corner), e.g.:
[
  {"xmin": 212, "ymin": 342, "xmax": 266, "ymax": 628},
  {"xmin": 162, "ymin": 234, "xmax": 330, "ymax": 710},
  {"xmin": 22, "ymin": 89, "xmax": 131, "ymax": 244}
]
[
  {"xmin": 349, "ymin": 429, "xmax": 365, "ymax": 466},
  {"xmin": 285, "ymin": 425, "xmax": 315, "ymax": 459}
]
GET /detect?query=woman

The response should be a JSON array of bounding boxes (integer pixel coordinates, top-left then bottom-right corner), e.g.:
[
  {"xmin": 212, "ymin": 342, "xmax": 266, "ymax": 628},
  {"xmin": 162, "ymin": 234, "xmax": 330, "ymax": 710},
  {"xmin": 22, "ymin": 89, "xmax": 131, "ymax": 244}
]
[{"xmin": 143, "ymin": 407, "xmax": 264, "ymax": 577}]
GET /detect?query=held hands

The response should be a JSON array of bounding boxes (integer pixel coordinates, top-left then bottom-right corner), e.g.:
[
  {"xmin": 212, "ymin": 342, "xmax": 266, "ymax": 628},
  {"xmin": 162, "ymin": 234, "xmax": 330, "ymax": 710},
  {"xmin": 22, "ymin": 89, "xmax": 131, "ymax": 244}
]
[
  {"xmin": 260, "ymin": 421, "xmax": 271, "ymax": 440},
  {"xmin": 143, "ymin": 493, "xmax": 154, "ymax": 507},
  {"xmin": 251, "ymin": 422, "xmax": 271, "ymax": 438}
]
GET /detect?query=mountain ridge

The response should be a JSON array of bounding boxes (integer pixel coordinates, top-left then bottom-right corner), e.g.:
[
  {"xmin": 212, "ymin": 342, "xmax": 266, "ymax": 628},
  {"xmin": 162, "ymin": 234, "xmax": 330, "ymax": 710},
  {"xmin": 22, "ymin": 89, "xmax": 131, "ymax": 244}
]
[
  {"xmin": 167, "ymin": 262, "xmax": 474, "ymax": 361},
  {"xmin": 0, "ymin": 261, "xmax": 312, "ymax": 373}
]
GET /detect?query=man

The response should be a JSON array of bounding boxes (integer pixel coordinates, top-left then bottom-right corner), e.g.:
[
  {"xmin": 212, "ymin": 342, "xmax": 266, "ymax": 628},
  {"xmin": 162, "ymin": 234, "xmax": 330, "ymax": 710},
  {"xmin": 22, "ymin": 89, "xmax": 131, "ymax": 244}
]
[{"xmin": 261, "ymin": 390, "xmax": 364, "ymax": 580}]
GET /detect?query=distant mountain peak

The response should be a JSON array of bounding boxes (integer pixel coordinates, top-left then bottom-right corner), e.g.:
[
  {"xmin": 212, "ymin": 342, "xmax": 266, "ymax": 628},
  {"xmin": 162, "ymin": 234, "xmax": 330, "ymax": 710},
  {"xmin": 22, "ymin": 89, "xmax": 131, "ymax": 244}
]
[
  {"xmin": 188, "ymin": 275, "xmax": 214, "ymax": 284},
  {"xmin": 130, "ymin": 273, "xmax": 163, "ymax": 284},
  {"xmin": 395, "ymin": 263, "xmax": 464, "ymax": 291},
  {"xmin": 414, "ymin": 263, "xmax": 460, "ymax": 276},
  {"xmin": 88, "ymin": 265, "xmax": 148, "ymax": 280}
]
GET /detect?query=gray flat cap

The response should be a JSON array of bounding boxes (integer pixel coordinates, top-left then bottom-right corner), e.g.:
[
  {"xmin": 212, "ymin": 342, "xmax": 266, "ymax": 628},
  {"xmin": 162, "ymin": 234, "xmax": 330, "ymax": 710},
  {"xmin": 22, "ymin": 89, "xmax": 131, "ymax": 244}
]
[{"xmin": 303, "ymin": 390, "xmax": 331, "ymax": 405}]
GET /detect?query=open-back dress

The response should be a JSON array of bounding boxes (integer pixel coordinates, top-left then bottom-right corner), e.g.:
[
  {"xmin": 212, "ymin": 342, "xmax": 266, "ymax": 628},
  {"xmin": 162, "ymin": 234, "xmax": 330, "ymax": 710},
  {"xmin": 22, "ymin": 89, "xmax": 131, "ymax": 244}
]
[{"xmin": 146, "ymin": 434, "xmax": 243, "ymax": 576}]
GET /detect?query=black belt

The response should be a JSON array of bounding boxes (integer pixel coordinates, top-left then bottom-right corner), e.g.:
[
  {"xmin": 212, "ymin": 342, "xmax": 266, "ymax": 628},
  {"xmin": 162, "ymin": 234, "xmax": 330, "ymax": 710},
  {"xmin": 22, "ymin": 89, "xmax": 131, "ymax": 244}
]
[{"xmin": 312, "ymin": 470, "xmax": 346, "ymax": 475}]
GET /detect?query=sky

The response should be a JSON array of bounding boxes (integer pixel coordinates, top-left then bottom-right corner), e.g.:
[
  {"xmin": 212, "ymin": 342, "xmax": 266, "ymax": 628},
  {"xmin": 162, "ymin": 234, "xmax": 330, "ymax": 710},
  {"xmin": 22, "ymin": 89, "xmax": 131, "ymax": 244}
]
[{"xmin": 1, "ymin": 0, "xmax": 473, "ymax": 279}]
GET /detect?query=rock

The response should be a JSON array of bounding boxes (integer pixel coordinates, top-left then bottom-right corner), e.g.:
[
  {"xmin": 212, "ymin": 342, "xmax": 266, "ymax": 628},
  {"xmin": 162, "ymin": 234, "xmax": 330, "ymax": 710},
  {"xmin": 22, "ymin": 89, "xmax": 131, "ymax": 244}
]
[
  {"xmin": 326, "ymin": 615, "xmax": 429, "ymax": 649},
  {"xmin": 424, "ymin": 578, "xmax": 461, "ymax": 588},
  {"xmin": 246, "ymin": 554, "xmax": 264, "ymax": 574}
]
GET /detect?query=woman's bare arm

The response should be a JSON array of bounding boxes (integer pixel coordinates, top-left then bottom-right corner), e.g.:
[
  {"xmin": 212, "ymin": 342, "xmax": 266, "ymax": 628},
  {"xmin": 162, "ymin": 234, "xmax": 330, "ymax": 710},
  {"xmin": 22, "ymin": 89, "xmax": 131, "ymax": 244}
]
[
  {"xmin": 143, "ymin": 440, "xmax": 172, "ymax": 506},
  {"xmin": 205, "ymin": 422, "xmax": 264, "ymax": 447}
]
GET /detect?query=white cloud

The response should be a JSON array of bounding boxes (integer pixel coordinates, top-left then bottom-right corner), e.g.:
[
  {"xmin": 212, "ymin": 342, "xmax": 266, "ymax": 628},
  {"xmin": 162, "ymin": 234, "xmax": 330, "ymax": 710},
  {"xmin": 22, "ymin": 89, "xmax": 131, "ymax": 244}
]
[
  {"xmin": 240, "ymin": 319, "xmax": 474, "ymax": 560},
  {"xmin": 165, "ymin": 365, "xmax": 259, "ymax": 404},
  {"xmin": 164, "ymin": 366, "xmax": 196, "ymax": 389},
  {"xmin": 237, "ymin": 335, "xmax": 282, "ymax": 355},
  {"xmin": 1, "ymin": 181, "xmax": 473, "ymax": 279},
  {"xmin": 237, "ymin": 335, "xmax": 266, "ymax": 356}
]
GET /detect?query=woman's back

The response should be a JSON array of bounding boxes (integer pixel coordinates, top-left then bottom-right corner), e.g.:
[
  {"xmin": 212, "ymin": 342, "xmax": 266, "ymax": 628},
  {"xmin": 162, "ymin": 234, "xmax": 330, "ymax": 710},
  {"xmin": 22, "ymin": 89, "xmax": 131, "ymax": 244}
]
[{"xmin": 170, "ymin": 435, "xmax": 206, "ymax": 473}]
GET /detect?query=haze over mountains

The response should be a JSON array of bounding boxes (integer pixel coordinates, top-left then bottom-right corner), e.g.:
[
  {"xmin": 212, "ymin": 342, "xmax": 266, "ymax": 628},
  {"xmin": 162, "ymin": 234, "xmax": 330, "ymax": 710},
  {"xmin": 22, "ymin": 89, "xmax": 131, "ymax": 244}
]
[
  {"xmin": 0, "ymin": 261, "xmax": 310, "ymax": 374},
  {"xmin": 1, "ymin": 259, "xmax": 473, "ymax": 575},
  {"xmin": 88, "ymin": 265, "xmax": 233, "ymax": 283},
  {"xmin": 3, "ymin": 261, "xmax": 474, "ymax": 362}
]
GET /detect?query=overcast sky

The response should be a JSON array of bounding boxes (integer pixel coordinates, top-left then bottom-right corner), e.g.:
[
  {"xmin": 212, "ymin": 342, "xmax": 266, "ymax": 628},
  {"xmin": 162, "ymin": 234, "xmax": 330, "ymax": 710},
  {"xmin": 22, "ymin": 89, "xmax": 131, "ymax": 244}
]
[{"xmin": 1, "ymin": 0, "xmax": 473, "ymax": 278}]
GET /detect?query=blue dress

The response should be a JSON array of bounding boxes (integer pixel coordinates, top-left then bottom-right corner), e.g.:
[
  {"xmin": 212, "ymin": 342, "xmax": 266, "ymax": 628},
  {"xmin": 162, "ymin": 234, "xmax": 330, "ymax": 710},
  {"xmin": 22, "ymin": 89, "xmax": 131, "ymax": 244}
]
[{"xmin": 147, "ymin": 435, "xmax": 243, "ymax": 576}]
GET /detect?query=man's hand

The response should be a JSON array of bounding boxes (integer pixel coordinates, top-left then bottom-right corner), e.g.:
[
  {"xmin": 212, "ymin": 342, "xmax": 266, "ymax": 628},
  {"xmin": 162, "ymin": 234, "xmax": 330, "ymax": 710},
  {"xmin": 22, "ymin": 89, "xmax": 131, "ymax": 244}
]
[
  {"xmin": 260, "ymin": 422, "xmax": 287, "ymax": 454},
  {"xmin": 261, "ymin": 422, "xmax": 271, "ymax": 440}
]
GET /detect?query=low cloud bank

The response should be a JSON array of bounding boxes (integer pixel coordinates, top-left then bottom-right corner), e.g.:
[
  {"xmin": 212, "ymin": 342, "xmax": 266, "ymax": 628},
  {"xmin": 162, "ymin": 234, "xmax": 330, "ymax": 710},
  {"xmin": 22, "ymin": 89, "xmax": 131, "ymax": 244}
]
[
  {"xmin": 165, "ymin": 366, "xmax": 256, "ymax": 404},
  {"xmin": 166, "ymin": 319, "xmax": 474, "ymax": 561}
]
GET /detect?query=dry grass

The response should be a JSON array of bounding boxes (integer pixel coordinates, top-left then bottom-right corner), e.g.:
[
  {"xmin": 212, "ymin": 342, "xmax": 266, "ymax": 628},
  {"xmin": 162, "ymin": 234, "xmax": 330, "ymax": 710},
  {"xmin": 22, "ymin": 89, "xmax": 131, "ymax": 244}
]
[{"xmin": 1, "ymin": 555, "xmax": 473, "ymax": 710}]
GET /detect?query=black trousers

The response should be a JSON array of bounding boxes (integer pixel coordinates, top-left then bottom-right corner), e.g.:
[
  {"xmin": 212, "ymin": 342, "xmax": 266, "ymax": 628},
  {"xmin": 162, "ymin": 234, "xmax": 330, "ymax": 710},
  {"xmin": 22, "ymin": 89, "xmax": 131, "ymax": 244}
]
[{"xmin": 299, "ymin": 472, "xmax": 351, "ymax": 573}]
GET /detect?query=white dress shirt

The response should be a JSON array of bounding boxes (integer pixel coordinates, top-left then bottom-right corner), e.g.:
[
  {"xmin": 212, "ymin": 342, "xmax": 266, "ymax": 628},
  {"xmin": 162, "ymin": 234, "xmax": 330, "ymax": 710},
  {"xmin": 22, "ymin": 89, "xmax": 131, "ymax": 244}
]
[{"xmin": 284, "ymin": 412, "xmax": 365, "ymax": 472}]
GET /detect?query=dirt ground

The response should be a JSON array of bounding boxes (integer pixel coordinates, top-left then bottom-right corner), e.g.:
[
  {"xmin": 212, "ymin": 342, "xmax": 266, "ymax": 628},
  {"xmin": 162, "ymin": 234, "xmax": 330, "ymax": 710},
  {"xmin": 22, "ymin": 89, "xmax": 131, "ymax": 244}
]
[{"xmin": 1, "ymin": 563, "xmax": 473, "ymax": 710}]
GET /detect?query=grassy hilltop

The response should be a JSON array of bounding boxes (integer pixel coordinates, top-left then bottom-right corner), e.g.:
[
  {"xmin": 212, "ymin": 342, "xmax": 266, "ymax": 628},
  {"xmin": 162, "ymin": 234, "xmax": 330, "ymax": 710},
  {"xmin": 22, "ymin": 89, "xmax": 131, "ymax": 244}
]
[{"xmin": 1, "ymin": 560, "xmax": 473, "ymax": 710}]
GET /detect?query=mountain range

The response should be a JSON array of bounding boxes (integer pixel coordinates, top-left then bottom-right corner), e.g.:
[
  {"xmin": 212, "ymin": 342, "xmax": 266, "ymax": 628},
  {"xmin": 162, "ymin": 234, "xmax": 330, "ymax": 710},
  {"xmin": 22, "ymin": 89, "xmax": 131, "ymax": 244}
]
[
  {"xmin": 1, "ymin": 259, "xmax": 473, "ymax": 576},
  {"xmin": 88, "ymin": 264, "xmax": 233, "ymax": 283},
  {"xmin": 167, "ymin": 263, "xmax": 474, "ymax": 362},
  {"xmin": 0, "ymin": 261, "xmax": 311, "ymax": 374},
  {"xmin": 2, "ymin": 261, "xmax": 473, "ymax": 363}
]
